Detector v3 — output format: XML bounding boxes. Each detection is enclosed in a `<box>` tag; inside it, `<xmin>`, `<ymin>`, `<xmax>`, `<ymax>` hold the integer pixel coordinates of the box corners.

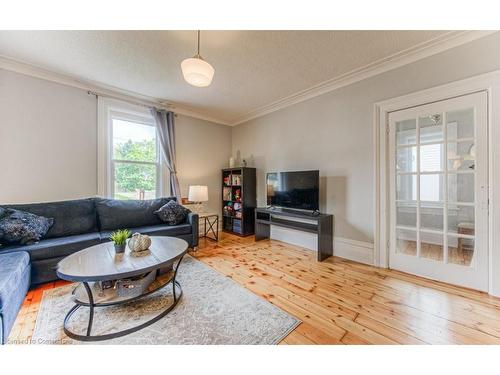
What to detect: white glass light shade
<box><xmin>188</xmin><ymin>185</ymin><xmax>209</xmax><ymax>202</ymax></box>
<box><xmin>181</xmin><ymin>57</ymin><xmax>215</xmax><ymax>87</ymax></box>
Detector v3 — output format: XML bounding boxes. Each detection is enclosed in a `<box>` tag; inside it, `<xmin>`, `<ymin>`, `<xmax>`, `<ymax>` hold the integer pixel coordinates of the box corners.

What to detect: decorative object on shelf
<box><xmin>116</xmin><ymin>271</ymin><xmax>157</xmax><ymax>298</ymax></box>
<box><xmin>223</xmin><ymin>187</ymin><xmax>232</xmax><ymax>201</ymax></box>
<box><xmin>233</xmin><ymin>202</ymin><xmax>242</xmax><ymax>218</ymax></box>
<box><xmin>231</xmin><ymin>174</ymin><xmax>242</xmax><ymax>186</ymax></box>
<box><xmin>223</xmin><ymin>202</ymin><xmax>234</xmax><ymax>216</ymax></box>
<box><xmin>229</xmin><ymin>156</ymin><xmax>235</xmax><ymax>168</ymax></box>
<box><xmin>242</xmin><ymin>159</ymin><xmax>247</xmax><ymax>167</ymax></box>
<box><xmin>223</xmin><ymin>176</ymin><xmax>231</xmax><ymax>186</ymax></box>
<box><xmin>109</xmin><ymin>229</ymin><xmax>131</xmax><ymax>254</ymax></box>
<box><xmin>97</xmin><ymin>280</ymin><xmax>116</xmax><ymax>297</ymax></box>
<box><xmin>128</xmin><ymin>233</ymin><xmax>152</xmax><ymax>257</ymax></box>
<box><xmin>188</xmin><ymin>185</ymin><xmax>209</xmax><ymax>212</ymax></box>
<box><xmin>233</xmin><ymin>188</ymin><xmax>241</xmax><ymax>202</ymax></box>
<box><xmin>181</xmin><ymin>30</ymin><xmax>215</xmax><ymax>87</ymax></box>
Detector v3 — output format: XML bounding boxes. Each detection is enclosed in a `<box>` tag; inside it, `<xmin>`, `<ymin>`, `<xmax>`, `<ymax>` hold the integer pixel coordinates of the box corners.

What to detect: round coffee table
<box><xmin>57</xmin><ymin>236</ymin><xmax>188</xmax><ymax>342</ymax></box>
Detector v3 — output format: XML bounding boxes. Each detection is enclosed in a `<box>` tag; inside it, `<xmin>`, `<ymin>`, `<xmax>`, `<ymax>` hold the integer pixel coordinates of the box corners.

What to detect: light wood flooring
<box><xmin>9</xmin><ymin>233</ymin><xmax>500</xmax><ymax>344</ymax></box>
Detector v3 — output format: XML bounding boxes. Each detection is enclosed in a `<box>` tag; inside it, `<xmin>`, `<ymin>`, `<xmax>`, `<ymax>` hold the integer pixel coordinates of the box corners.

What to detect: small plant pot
<box><xmin>114</xmin><ymin>243</ymin><xmax>126</xmax><ymax>254</ymax></box>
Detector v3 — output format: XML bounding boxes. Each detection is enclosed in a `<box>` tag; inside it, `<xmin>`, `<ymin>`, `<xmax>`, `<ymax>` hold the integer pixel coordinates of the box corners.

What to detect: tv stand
<box><xmin>255</xmin><ymin>207</ymin><xmax>333</xmax><ymax>261</ymax></box>
<box><xmin>266</xmin><ymin>206</ymin><xmax>320</xmax><ymax>217</ymax></box>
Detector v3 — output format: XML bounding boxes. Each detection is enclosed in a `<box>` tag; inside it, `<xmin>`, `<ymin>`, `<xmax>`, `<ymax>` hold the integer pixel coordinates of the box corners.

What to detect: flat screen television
<box><xmin>266</xmin><ymin>170</ymin><xmax>319</xmax><ymax>211</ymax></box>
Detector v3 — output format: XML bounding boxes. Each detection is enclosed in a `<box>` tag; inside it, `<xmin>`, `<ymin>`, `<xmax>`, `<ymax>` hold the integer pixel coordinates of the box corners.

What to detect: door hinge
<box><xmin>387</xmin><ymin>240</ymin><xmax>390</xmax><ymax>249</ymax></box>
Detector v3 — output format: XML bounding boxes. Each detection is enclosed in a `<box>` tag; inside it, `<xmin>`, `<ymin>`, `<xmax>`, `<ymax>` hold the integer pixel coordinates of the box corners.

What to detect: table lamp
<box><xmin>188</xmin><ymin>185</ymin><xmax>209</xmax><ymax>213</ymax></box>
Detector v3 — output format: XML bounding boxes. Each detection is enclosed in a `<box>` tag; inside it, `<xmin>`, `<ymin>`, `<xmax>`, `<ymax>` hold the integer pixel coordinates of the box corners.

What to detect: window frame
<box><xmin>97</xmin><ymin>97</ymin><xmax>167</xmax><ymax>199</ymax></box>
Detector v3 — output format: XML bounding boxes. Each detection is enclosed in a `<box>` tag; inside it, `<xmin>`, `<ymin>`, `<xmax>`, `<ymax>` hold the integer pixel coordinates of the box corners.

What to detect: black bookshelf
<box><xmin>222</xmin><ymin>167</ymin><xmax>256</xmax><ymax>236</ymax></box>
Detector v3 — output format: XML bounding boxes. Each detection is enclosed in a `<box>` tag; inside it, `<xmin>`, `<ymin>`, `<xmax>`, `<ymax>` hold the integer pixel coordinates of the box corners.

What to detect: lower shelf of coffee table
<box><xmin>72</xmin><ymin>270</ymin><xmax>175</xmax><ymax>306</ymax></box>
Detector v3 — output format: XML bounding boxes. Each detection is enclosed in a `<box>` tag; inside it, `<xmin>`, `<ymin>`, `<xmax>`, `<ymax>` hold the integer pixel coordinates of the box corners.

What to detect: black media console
<box><xmin>254</xmin><ymin>207</ymin><xmax>333</xmax><ymax>261</ymax></box>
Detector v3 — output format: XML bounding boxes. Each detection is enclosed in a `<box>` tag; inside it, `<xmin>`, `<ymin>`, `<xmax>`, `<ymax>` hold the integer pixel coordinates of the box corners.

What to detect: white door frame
<box><xmin>373</xmin><ymin>70</ymin><xmax>500</xmax><ymax>296</ymax></box>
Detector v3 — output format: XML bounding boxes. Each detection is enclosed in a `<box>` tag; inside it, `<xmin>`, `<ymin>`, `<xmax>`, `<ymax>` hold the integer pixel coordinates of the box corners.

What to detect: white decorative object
<box><xmin>181</xmin><ymin>31</ymin><xmax>215</xmax><ymax>87</ymax></box>
<box><xmin>128</xmin><ymin>233</ymin><xmax>152</xmax><ymax>253</ymax></box>
<box><xmin>229</xmin><ymin>157</ymin><xmax>235</xmax><ymax>168</ymax></box>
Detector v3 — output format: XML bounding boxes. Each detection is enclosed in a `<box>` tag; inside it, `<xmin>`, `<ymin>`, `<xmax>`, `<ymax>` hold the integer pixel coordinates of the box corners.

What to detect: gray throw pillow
<box><xmin>154</xmin><ymin>200</ymin><xmax>191</xmax><ymax>226</ymax></box>
<box><xmin>0</xmin><ymin>208</ymin><xmax>54</xmax><ymax>245</ymax></box>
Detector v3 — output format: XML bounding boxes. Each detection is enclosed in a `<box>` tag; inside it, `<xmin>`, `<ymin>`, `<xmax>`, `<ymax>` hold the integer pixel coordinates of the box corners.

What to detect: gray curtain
<box><xmin>150</xmin><ymin>108</ymin><xmax>181</xmax><ymax>199</ymax></box>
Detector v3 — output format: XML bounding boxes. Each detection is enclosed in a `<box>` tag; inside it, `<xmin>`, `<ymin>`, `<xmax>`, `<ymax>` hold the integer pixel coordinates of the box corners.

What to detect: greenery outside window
<box><xmin>110</xmin><ymin>112</ymin><xmax>161</xmax><ymax>200</ymax></box>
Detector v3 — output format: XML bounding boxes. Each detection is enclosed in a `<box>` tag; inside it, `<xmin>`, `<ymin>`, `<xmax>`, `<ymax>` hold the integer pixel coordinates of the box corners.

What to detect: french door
<box><xmin>388</xmin><ymin>91</ymin><xmax>488</xmax><ymax>291</ymax></box>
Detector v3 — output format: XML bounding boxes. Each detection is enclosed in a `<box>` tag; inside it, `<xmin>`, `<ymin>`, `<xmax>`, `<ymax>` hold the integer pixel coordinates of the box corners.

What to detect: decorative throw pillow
<box><xmin>154</xmin><ymin>200</ymin><xmax>191</xmax><ymax>226</ymax></box>
<box><xmin>0</xmin><ymin>208</ymin><xmax>54</xmax><ymax>245</ymax></box>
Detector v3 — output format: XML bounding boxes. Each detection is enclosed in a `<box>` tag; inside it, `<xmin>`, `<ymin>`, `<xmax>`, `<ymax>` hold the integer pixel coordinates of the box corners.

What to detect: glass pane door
<box><xmin>389</xmin><ymin>91</ymin><xmax>488</xmax><ymax>291</ymax></box>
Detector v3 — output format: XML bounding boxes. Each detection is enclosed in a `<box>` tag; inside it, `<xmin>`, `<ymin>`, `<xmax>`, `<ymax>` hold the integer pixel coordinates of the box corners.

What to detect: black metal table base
<box><xmin>203</xmin><ymin>215</ymin><xmax>219</xmax><ymax>241</ymax></box>
<box><xmin>63</xmin><ymin>257</ymin><xmax>184</xmax><ymax>342</ymax></box>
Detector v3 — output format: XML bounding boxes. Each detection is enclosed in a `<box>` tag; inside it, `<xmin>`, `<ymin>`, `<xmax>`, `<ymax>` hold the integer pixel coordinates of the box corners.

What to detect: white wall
<box><xmin>176</xmin><ymin>114</ymin><xmax>232</xmax><ymax>216</ymax></box>
<box><xmin>231</xmin><ymin>32</ymin><xmax>500</xmax><ymax>250</ymax></box>
<box><xmin>0</xmin><ymin>69</ymin><xmax>97</xmax><ymax>203</ymax></box>
<box><xmin>0</xmin><ymin>69</ymin><xmax>232</xmax><ymax>208</ymax></box>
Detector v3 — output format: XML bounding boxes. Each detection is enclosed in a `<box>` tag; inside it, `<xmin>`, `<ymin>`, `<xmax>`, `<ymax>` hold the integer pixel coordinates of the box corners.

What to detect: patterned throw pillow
<box><xmin>0</xmin><ymin>208</ymin><xmax>54</xmax><ymax>245</ymax></box>
<box><xmin>154</xmin><ymin>200</ymin><xmax>191</xmax><ymax>226</ymax></box>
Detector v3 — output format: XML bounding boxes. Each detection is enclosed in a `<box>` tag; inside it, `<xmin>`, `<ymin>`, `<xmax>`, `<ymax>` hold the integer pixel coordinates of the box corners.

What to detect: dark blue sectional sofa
<box><xmin>0</xmin><ymin>196</ymin><xmax>198</xmax><ymax>344</ymax></box>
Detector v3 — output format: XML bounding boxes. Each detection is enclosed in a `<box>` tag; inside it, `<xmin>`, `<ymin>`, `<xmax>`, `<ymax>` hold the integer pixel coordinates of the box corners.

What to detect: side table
<box><xmin>198</xmin><ymin>213</ymin><xmax>219</xmax><ymax>241</ymax></box>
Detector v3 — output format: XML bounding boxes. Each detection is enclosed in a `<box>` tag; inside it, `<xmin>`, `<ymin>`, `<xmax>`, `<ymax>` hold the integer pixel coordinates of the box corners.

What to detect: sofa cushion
<box><xmin>154</xmin><ymin>200</ymin><xmax>191</xmax><ymax>225</ymax></box>
<box><xmin>2</xmin><ymin>198</ymin><xmax>97</xmax><ymax>239</ymax></box>
<box><xmin>0</xmin><ymin>208</ymin><xmax>54</xmax><ymax>245</ymax></box>
<box><xmin>95</xmin><ymin>197</ymin><xmax>176</xmax><ymax>231</ymax></box>
<box><xmin>0</xmin><ymin>232</ymin><xmax>101</xmax><ymax>261</ymax></box>
<box><xmin>100</xmin><ymin>223</ymin><xmax>192</xmax><ymax>242</ymax></box>
<box><xmin>0</xmin><ymin>252</ymin><xmax>30</xmax><ymax>311</ymax></box>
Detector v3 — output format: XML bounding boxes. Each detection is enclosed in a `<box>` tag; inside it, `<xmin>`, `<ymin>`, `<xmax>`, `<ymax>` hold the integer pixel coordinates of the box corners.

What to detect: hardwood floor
<box><xmin>9</xmin><ymin>233</ymin><xmax>500</xmax><ymax>344</ymax></box>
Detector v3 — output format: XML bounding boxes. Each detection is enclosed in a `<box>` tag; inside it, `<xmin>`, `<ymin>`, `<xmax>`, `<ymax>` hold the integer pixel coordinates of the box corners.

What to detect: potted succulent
<box><xmin>109</xmin><ymin>229</ymin><xmax>131</xmax><ymax>254</ymax></box>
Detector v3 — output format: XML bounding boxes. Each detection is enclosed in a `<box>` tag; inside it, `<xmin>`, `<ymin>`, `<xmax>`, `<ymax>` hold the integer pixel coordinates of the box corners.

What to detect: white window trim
<box><xmin>373</xmin><ymin>70</ymin><xmax>500</xmax><ymax>296</ymax></box>
<box><xmin>97</xmin><ymin>97</ymin><xmax>169</xmax><ymax>199</ymax></box>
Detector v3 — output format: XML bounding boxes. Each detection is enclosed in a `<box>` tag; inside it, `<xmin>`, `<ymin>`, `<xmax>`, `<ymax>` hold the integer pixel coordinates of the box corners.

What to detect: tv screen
<box><xmin>266</xmin><ymin>170</ymin><xmax>319</xmax><ymax>211</ymax></box>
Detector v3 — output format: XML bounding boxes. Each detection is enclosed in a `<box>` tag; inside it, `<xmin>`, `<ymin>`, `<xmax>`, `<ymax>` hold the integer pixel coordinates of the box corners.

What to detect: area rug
<box><xmin>31</xmin><ymin>255</ymin><xmax>300</xmax><ymax>344</ymax></box>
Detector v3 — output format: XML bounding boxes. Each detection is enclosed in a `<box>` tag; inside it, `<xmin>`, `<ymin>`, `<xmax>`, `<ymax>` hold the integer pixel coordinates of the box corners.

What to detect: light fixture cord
<box><xmin>197</xmin><ymin>30</ymin><xmax>201</xmax><ymax>57</ymax></box>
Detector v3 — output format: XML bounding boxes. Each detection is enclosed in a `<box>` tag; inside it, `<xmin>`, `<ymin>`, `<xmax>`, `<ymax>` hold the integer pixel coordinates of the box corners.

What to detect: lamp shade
<box><xmin>181</xmin><ymin>57</ymin><xmax>215</xmax><ymax>87</ymax></box>
<box><xmin>188</xmin><ymin>185</ymin><xmax>209</xmax><ymax>202</ymax></box>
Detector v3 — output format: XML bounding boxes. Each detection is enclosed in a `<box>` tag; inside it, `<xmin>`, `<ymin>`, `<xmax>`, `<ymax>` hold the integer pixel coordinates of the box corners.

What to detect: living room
<box><xmin>2</xmin><ymin>1</ymin><xmax>500</xmax><ymax>373</ymax></box>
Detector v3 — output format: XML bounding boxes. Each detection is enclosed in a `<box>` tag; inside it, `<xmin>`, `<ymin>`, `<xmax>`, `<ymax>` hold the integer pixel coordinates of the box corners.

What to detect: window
<box><xmin>396</xmin><ymin>120</ymin><xmax>444</xmax><ymax>204</ymax></box>
<box><xmin>98</xmin><ymin>98</ymin><xmax>163</xmax><ymax>200</ymax></box>
<box><xmin>111</xmin><ymin>115</ymin><xmax>161</xmax><ymax>200</ymax></box>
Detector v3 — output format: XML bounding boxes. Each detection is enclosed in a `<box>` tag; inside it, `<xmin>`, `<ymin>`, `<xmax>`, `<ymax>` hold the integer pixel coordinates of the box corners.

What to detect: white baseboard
<box><xmin>333</xmin><ymin>237</ymin><xmax>374</xmax><ymax>265</ymax></box>
<box><xmin>266</xmin><ymin>224</ymin><xmax>375</xmax><ymax>265</ymax></box>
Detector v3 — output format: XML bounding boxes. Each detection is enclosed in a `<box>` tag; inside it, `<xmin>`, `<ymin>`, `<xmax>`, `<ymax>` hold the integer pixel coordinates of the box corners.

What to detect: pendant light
<box><xmin>181</xmin><ymin>30</ymin><xmax>215</xmax><ymax>87</ymax></box>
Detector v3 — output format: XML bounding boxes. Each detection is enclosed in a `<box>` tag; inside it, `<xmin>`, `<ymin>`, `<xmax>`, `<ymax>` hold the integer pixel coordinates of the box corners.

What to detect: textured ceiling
<box><xmin>0</xmin><ymin>30</ymin><xmax>452</xmax><ymax>124</ymax></box>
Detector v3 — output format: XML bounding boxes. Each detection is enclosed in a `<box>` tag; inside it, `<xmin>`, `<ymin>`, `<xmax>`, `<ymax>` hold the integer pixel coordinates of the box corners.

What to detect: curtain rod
<box><xmin>87</xmin><ymin>90</ymin><xmax>177</xmax><ymax>116</ymax></box>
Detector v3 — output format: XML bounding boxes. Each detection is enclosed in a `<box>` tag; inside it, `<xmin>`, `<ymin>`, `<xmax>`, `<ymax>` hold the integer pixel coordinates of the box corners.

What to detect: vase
<box><xmin>128</xmin><ymin>233</ymin><xmax>152</xmax><ymax>252</ymax></box>
<box><xmin>114</xmin><ymin>243</ymin><xmax>126</xmax><ymax>254</ymax></box>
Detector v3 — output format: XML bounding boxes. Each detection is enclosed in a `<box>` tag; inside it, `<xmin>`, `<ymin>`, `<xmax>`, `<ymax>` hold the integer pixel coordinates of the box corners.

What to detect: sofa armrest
<box><xmin>187</xmin><ymin>212</ymin><xmax>199</xmax><ymax>247</ymax></box>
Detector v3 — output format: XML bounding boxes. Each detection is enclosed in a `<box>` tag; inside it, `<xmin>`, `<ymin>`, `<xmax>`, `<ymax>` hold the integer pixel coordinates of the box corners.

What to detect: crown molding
<box><xmin>229</xmin><ymin>30</ymin><xmax>497</xmax><ymax>126</ymax></box>
<box><xmin>1</xmin><ymin>31</ymin><xmax>495</xmax><ymax>128</ymax></box>
<box><xmin>0</xmin><ymin>55</ymin><xmax>231</xmax><ymax>126</ymax></box>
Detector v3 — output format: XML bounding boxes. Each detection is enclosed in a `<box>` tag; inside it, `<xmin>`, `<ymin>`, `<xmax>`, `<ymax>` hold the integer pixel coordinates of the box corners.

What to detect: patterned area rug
<box><xmin>32</xmin><ymin>255</ymin><xmax>300</xmax><ymax>344</ymax></box>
